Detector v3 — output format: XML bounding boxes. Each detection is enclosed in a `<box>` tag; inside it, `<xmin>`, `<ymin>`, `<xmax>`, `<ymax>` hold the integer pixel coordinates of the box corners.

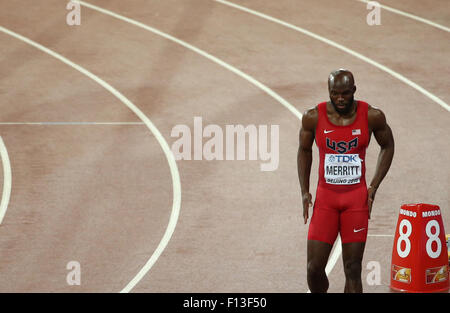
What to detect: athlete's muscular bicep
<box><xmin>368</xmin><ymin>107</ymin><xmax>394</xmax><ymax>191</ymax></box>
<box><xmin>297</xmin><ymin>108</ymin><xmax>317</xmax><ymax>191</ymax></box>
<box><xmin>370</xmin><ymin>108</ymin><xmax>394</xmax><ymax>148</ymax></box>
<box><xmin>299</xmin><ymin>121</ymin><xmax>315</xmax><ymax>151</ymax></box>
<box><xmin>299</xmin><ymin>108</ymin><xmax>317</xmax><ymax>148</ymax></box>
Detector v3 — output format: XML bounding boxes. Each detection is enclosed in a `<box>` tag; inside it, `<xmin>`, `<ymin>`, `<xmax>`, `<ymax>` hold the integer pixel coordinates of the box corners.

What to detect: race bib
<box><xmin>324</xmin><ymin>154</ymin><xmax>362</xmax><ymax>185</ymax></box>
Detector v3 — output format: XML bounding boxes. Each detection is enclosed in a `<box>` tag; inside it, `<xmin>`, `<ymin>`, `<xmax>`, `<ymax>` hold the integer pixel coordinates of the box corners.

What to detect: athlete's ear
<box><xmin>352</xmin><ymin>85</ymin><xmax>357</xmax><ymax>94</ymax></box>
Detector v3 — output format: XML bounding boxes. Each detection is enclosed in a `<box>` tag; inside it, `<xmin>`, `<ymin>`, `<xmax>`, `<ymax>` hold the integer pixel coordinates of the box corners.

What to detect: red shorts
<box><xmin>308</xmin><ymin>183</ymin><xmax>369</xmax><ymax>245</ymax></box>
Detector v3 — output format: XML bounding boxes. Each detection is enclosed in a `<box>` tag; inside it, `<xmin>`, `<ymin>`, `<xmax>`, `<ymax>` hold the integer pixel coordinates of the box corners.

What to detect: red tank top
<box><xmin>315</xmin><ymin>101</ymin><xmax>369</xmax><ymax>189</ymax></box>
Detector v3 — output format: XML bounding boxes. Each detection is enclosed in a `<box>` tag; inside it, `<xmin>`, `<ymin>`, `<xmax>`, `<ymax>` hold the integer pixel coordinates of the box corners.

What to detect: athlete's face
<box><xmin>328</xmin><ymin>74</ymin><xmax>356</xmax><ymax>114</ymax></box>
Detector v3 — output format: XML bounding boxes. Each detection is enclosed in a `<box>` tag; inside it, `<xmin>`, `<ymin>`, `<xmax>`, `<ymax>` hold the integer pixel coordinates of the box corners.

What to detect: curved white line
<box><xmin>75</xmin><ymin>0</ymin><xmax>306</xmax><ymax>292</ymax></box>
<box><xmin>0</xmin><ymin>137</ymin><xmax>12</xmax><ymax>225</ymax></box>
<box><xmin>356</xmin><ymin>0</ymin><xmax>450</xmax><ymax>32</ymax></box>
<box><xmin>325</xmin><ymin>236</ymin><xmax>342</xmax><ymax>277</ymax></box>
<box><xmin>214</xmin><ymin>0</ymin><xmax>450</xmax><ymax>113</ymax></box>
<box><xmin>77</xmin><ymin>0</ymin><xmax>303</xmax><ymax>121</ymax></box>
<box><xmin>0</xmin><ymin>26</ymin><xmax>182</xmax><ymax>292</ymax></box>
<box><xmin>78</xmin><ymin>0</ymin><xmax>447</xmax><ymax>293</ymax></box>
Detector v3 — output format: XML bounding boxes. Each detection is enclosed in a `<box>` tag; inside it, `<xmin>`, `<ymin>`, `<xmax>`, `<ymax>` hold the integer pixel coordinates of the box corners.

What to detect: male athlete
<box><xmin>297</xmin><ymin>69</ymin><xmax>395</xmax><ymax>293</ymax></box>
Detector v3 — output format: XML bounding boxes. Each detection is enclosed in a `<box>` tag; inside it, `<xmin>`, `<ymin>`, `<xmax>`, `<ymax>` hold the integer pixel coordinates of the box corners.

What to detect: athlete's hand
<box><xmin>367</xmin><ymin>186</ymin><xmax>377</xmax><ymax>219</ymax></box>
<box><xmin>302</xmin><ymin>192</ymin><xmax>312</xmax><ymax>224</ymax></box>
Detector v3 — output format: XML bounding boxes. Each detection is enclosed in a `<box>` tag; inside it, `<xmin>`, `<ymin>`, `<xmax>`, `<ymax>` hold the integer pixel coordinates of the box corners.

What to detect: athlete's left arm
<box><xmin>368</xmin><ymin>107</ymin><xmax>395</xmax><ymax>218</ymax></box>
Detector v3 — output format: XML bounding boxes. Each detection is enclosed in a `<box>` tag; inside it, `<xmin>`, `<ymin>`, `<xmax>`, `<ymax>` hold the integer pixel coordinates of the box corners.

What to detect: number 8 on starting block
<box><xmin>391</xmin><ymin>203</ymin><xmax>449</xmax><ymax>292</ymax></box>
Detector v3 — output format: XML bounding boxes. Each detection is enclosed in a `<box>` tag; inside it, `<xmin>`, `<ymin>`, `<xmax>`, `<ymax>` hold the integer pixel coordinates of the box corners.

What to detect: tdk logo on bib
<box><xmin>328</xmin><ymin>155</ymin><xmax>358</xmax><ymax>163</ymax></box>
<box><xmin>325</xmin><ymin>153</ymin><xmax>362</xmax><ymax>185</ymax></box>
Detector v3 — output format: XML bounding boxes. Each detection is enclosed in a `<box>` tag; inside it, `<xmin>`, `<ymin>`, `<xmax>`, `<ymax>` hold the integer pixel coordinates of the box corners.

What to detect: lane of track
<box><xmin>355</xmin><ymin>0</ymin><xmax>450</xmax><ymax>32</ymax></box>
<box><xmin>76</xmin><ymin>0</ymin><xmax>330</xmax><ymax>292</ymax></box>
<box><xmin>214</xmin><ymin>0</ymin><xmax>449</xmax><ymax>113</ymax></box>
<box><xmin>83</xmin><ymin>0</ymin><xmax>446</xmax><ymax>292</ymax></box>
<box><xmin>1</xmin><ymin>0</ymin><xmax>446</xmax><ymax>292</ymax></box>
<box><xmin>0</xmin><ymin>25</ymin><xmax>181</xmax><ymax>293</ymax></box>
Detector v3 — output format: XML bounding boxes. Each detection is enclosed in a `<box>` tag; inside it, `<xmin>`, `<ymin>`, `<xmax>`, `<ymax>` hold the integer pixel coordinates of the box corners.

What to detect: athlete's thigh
<box><xmin>339</xmin><ymin>186</ymin><xmax>369</xmax><ymax>243</ymax></box>
<box><xmin>340</xmin><ymin>209</ymin><xmax>369</xmax><ymax>243</ymax></box>
<box><xmin>308</xmin><ymin>185</ymin><xmax>340</xmax><ymax>245</ymax></box>
<box><xmin>308</xmin><ymin>206</ymin><xmax>340</xmax><ymax>245</ymax></box>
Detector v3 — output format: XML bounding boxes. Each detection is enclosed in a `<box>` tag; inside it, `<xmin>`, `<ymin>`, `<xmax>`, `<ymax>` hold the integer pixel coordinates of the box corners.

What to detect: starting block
<box><xmin>390</xmin><ymin>203</ymin><xmax>449</xmax><ymax>293</ymax></box>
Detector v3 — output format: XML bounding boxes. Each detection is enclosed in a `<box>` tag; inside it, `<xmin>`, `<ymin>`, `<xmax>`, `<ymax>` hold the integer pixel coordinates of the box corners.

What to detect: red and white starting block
<box><xmin>391</xmin><ymin>203</ymin><xmax>449</xmax><ymax>293</ymax></box>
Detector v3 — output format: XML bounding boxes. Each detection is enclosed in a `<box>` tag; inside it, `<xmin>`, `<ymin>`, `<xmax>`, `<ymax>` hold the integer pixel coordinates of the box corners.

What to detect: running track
<box><xmin>0</xmin><ymin>0</ymin><xmax>448</xmax><ymax>293</ymax></box>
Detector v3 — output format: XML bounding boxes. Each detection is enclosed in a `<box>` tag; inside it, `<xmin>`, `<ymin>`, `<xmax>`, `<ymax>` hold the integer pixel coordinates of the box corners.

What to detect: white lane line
<box><xmin>0</xmin><ymin>122</ymin><xmax>145</xmax><ymax>125</ymax></box>
<box><xmin>214</xmin><ymin>0</ymin><xmax>450</xmax><ymax>113</ymax></box>
<box><xmin>356</xmin><ymin>0</ymin><xmax>450</xmax><ymax>32</ymax></box>
<box><xmin>0</xmin><ymin>26</ymin><xmax>182</xmax><ymax>293</ymax></box>
<box><xmin>325</xmin><ymin>235</ymin><xmax>342</xmax><ymax>276</ymax></box>
<box><xmin>76</xmin><ymin>0</ymin><xmax>303</xmax><ymax>121</ymax></box>
<box><xmin>76</xmin><ymin>0</ymin><xmax>305</xmax><ymax>292</ymax></box>
<box><xmin>0</xmin><ymin>137</ymin><xmax>12</xmax><ymax>225</ymax></box>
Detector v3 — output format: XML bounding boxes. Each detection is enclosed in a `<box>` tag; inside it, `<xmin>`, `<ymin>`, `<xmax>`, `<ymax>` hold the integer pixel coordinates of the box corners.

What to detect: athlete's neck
<box><xmin>329</xmin><ymin>100</ymin><xmax>357</xmax><ymax>118</ymax></box>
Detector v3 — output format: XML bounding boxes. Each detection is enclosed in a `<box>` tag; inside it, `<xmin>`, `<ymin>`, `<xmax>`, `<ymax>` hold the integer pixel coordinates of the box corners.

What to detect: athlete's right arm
<box><xmin>297</xmin><ymin>108</ymin><xmax>317</xmax><ymax>224</ymax></box>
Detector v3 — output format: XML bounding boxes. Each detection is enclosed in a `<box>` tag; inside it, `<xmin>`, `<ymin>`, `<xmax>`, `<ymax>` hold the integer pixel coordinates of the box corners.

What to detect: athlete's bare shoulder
<box><xmin>367</xmin><ymin>104</ymin><xmax>387</xmax><ymax>131</ymax></box>
<box><xmin>301</xmin><ymin>106</ymin><xmax>319</xmax><ymax>131</ymax></box>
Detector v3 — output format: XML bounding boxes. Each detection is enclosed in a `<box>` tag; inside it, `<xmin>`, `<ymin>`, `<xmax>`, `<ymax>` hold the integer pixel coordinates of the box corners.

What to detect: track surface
<box><xmin>0</xmin><ymin>0</ymin><xmax>448</xmax><ymax>293</ymax></box>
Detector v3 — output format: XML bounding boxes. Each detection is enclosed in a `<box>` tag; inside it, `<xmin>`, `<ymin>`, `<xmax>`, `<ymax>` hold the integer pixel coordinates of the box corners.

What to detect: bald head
<box><xmin>328</xmin><ymin>69</ymin><xmax>355</xmax><ymax>90</ymax></box>
<box><xmin>328</xmin><ymin>69</ymin><xmax>356</xmax><ymax>114</ymax></box>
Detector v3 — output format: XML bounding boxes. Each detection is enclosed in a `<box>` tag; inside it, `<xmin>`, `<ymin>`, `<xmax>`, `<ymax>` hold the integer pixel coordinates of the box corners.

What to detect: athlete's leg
<box><xmin>306</xmin><ymin>185</ymin><xmax>339</xmax><ymax>292</ymax></box>
<box><xmin>307</xmin><ymin>240</ymin><xmax>333</xmax><ymax>293</ymax></box>
<box><xmin>342</xmin><ymin>241</ymin><xmax>366</xmax><ymax>293</ymax></box>
<box><xmin>339</xmin><ymin>185</ymin><xmax>369</xmax><ymax>293</ymax></box>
